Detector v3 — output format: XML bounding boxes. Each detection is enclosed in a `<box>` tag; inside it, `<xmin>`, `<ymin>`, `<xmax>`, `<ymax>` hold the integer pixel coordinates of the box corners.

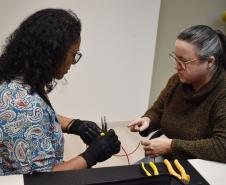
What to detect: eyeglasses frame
<box><xmin>169</xmin><ymin>52</ymin><xmax>199</xmax><ymax>69</ymax></box>
<box><xmin>72</xmin><ymin>51</ymin><xmax>82</xmax><ymax>65</ymax></box>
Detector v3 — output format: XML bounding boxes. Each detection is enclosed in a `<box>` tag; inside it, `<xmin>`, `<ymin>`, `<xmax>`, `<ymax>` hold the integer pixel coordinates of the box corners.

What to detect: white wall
<box><xmin>0</xmin><ymin>0</ymin><xmax>161</xmax><ymax>123</ymax></box>
<box><xmin>149</xmin><ymin>0</ymin><xmax>226</xmax><ymax>106</ymax></box>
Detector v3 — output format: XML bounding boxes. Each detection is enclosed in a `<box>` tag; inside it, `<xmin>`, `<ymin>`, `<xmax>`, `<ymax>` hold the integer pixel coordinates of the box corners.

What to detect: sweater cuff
<box><xmin>171</xmin><ymin>139</ymin><xmax>179</xmax><ymax>151</ymax></box>
<box><xmin>142</xmin><ymin>114</ymin><xmax>159</xmax><ymax>129</ymax></box>
<box><xmin>171</xmin><ymin>139</ymin><xmax>188</xmax><ymax>153</ymax></box>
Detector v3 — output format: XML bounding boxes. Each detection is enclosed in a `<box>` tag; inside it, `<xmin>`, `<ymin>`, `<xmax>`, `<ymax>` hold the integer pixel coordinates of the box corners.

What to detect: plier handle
<box><xmin>140</xmin><ymin>162</ymin><xmax>159</xmax><ymax>176</ymax></box>
<box><xmin>164</xmin><ymin>159</ymin><xmax>190</xmax><ymax>184</ymax></box>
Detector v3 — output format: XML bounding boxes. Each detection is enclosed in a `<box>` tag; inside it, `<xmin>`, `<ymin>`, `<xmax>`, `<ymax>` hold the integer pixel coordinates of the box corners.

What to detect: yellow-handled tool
<box><xmin>141</xmin><ymin>161</ymin><xmax>160</xmax><ymax>177</ymax></box>
<box><xmin>149</xmin><ymin>162</ymin><xmax>159</xmax><ymax>175</ymax></box>
<box><xmin>164</xmin><ymin>159</ymin><xmax>190</xmax><ymax>184</ymax></box>
<box><xmin>141</xmin><ymin>162</ymin><xmax>152</xmax><ymax>176</ymax></box>
<box><xmin>164</xmin><ymin>159</ymin><xmax>182</xmax><ymax>180</ymax></box>
<box><xmin>174</xmin><ymin>159</ymin><xmax>190</xmax><ymax>183</ymax></box>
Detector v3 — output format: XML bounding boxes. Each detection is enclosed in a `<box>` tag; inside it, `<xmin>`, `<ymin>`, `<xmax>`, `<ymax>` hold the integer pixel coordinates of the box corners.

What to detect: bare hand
<box><xmin>127</xmin><ymin>117</ymin><xmax>150</xmax><ymax>132</ymax></box>
<box><xmin>141</xmin><ymin>137</ymin><xmax>172</xmax><ymax>157</ymax></box>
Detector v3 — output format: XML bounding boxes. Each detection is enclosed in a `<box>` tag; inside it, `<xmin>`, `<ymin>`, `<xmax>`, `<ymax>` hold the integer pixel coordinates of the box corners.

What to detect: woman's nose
<box><xmin>175</xmin><ymin>61</ymin><xmax>185</xmax><ymax>71</ymax></box>
<box><xmin>175</xmin><ymin>62</ymin><xmax>181</xmax><ymax>70</ymax></box>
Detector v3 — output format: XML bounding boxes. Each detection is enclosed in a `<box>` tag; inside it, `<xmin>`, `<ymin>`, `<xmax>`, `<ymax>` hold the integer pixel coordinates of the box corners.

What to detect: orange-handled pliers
<box><xmin>164</xmin><ymin>159</ymin><xmax>190</xmax><ymax>184</ymax></box>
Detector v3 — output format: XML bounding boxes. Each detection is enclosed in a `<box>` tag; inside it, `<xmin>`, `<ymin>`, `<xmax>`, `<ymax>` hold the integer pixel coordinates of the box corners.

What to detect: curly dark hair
<box><xmin>0</xmin><ymin>8</ymin><xmax>81</xmax><ymax>94</ymax></box>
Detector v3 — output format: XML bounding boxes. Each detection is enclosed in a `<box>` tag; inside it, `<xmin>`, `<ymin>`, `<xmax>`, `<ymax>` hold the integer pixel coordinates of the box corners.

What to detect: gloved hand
<box><xmin>79</xmin><ymin>129</ymin><xmax>121</xmax><ymax>168</ymax></box>
<box><xmin>67</xmin><ymin>119</ymin><xmax>102</xmax><ymax>145</ymax></box>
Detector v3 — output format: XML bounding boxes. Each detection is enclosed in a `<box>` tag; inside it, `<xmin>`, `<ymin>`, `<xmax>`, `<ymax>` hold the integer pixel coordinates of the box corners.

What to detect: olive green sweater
<box><xmin>142</xmin><ymin>69</ymin><xmax>226</xmax><ymax>163</ymax></box>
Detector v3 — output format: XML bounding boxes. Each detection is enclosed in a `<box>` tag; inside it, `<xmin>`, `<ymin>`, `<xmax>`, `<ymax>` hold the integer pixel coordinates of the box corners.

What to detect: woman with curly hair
<box><xmin>0</xmin><ymin>8</ymin><xmax>121</xmax><ymax>175</ymax></box>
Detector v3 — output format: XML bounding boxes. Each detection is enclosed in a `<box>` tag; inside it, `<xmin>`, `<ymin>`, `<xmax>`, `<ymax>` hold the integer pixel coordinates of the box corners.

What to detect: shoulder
<box><xmin>0</xmin><ymin>79</ymin><xmax>31</xmax><ymax>99</ymax></box>
<box><xmin>0</xmin><ymin>80</ymin><xmax>50</xmax><ymax>115</ymax></box>
<box><xmin>210</xmin><ymin>70</ymin><xmax>226</xmax><ymax>110</ymax></box>
<box><xmin>216</xmin><ymin>70</ymin><xmax>226</xmax><ymax>94</ymax></box>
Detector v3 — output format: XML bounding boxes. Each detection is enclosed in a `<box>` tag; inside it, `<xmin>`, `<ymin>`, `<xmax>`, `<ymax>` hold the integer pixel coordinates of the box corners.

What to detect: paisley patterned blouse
<box><xmin>0</xmin><ymin>80</ymin><xmax>64</xmax><ymax>175</ymax></box>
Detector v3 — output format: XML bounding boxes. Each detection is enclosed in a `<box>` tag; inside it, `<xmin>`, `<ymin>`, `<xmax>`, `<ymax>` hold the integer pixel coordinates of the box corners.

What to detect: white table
<box><xmin>0</xmin><ymin>159</ymin><xmax>225</xmax><ymax>185</ymax></box>
<box><xmin>189</xmin><ymin>159</ymin><xmax>226</xmax><ymax>185</ymax></box>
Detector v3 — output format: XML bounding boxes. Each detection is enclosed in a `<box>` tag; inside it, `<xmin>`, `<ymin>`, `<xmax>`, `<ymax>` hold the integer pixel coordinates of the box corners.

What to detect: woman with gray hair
<box><xmin>128</xmin><ymin>25</ymin><xmax>226</xmax><ymax>163</ymax></box>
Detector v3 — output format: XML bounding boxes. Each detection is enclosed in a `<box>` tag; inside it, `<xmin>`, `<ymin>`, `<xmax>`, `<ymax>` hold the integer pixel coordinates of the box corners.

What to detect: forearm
<box><xmin>142</xmin><ymin>94</ymin><xmax>166</xmax><ymax>132</ymax></box>
<box><xmin>52</xmin><ymin>156</ymin><xmax>87</xmax><ymax>172</ymax></box>
<box><xmin>171</xmin><ymin>136</ymin><xmax>226</xmax><ymax>163</ymax></box>
<box><xmin>57</xmin><ymin>114</ymin><xmax>73</xmax><ymax>132</ymax></box>
<box><xmin>143</xmin><ymin>74</ymin><xmax>178</xmax><ymax>130</ymax></box>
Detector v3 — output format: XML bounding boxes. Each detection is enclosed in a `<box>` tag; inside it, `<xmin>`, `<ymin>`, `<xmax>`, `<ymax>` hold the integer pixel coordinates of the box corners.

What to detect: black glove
<box><xmin>67</xmin><ymin>119</ymin><xmax>102</xmax><ymax>145</ymax></box>
<box><xmin>79</xmin><ymin>129</ymin><xmax>121</xmax><ymax>168</ymax></box>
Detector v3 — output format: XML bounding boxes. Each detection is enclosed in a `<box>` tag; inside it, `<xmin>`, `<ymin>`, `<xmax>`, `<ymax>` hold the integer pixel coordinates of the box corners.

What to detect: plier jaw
<box><xmin>100</xmin><ymin>116</ymin><xmax>108</xmax><ymax>136</ymax></box>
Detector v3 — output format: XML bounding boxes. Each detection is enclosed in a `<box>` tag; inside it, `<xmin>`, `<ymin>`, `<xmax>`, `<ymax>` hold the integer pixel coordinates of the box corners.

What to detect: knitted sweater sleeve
<box><xmin>172</xmin><ymin>94</ymin><xmax>226</xmax><ymax>163</ymax></box>
<box><xmin>139</xmin><ymin>74</ymin><xmax>179</xmax><ymax>136</ymax></box>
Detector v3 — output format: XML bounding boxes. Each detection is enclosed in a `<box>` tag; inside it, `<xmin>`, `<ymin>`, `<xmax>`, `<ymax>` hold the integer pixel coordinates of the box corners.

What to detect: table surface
<box><xmin>0</xmin><ymin>159</ymin><xmax>225</xmax><ymax>185</ymax></box>
<box><xmin>189</xmin><ymin>159</ymin><xmax>226</xmax><ymax>185</ymax></box>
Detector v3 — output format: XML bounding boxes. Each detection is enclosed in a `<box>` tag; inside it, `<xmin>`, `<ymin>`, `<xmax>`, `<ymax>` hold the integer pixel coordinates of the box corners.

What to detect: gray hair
<box><xmin>177</xmin><ymin>25</ymin><xmax>226</xmax><ymax>70</ymax></box>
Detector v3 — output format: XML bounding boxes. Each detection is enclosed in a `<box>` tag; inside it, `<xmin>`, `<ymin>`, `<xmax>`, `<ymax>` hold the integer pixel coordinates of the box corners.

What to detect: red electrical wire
<box><xmin>120</xmin><ymin>145</ymin><xmax>130</xmax><ymax>165</ymax></box>
<box><xmin>114</xmin><ymin>142</ymin><xmax>157</xmax><ymax>165</ymax></box>
<box><xmin>114</xmin><ymin>142</ymin><xmax>141</xmax><ymax>157</ymax></box>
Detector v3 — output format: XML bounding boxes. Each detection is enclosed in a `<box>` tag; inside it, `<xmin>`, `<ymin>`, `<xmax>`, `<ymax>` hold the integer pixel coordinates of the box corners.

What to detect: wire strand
<box><xmin>114</xmin><ymin>142</ymin><xmax>156</xmax><ymax>165</ymax></box>
<box><xmin>114</xmin><ymin>142</ymin><xmax>141</xmax><ymax>157</ymax></box>
<box><xmin>120</xmin><ymin>145</ymin><xmax>130</xmax><ymax>165</ymax></box>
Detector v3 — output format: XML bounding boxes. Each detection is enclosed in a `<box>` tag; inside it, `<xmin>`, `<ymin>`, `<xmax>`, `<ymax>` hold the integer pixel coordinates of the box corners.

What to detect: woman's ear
<box><xmin>207</xmin><ymin>56</ymin><xmax>215</xmax><ymax>69</ymax></box>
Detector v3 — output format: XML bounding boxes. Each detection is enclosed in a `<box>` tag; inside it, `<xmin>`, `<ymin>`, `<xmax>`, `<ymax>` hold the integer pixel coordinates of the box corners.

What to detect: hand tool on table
<box><xmin>164</xmin><ymin>159</ymin><xmax>190</xmax><ymax>184</ymax></box>
<box><xmin>140</xmin><ymin>161</ymin><xmax>159</xmax><ymax>176</ymax></box>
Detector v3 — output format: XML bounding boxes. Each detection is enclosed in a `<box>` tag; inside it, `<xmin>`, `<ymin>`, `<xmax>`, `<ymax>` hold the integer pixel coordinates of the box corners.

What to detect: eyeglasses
<box><xmin>169</xmin><ymin>52</ymin><xmax>198</xmax><ymax>70</ymax></box>
<box><xmin>72</xmin><ymin>51</ymin><xmax>82</xmax><ymax>65</ymax></box>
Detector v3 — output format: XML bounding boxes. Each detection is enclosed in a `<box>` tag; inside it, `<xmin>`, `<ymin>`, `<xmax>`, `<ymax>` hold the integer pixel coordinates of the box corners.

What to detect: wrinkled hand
<box><xmin>127</xmin><ymin>117</ymin><xmax>150</xmax><ymax>132</ymax></box>
<box><xmin>79</xmin><ymin>129</ymin><xmax>121</xmax><ymax>167</ymax></box>
<box><xmin>68</xmin><ymin>119</ymin><xmax>102</xmax><ymax>145</ymax></box>
<box><xmin>141</xmin><ymin>137</ymin><xmax>172</xmax><ymax>157</ymax></box>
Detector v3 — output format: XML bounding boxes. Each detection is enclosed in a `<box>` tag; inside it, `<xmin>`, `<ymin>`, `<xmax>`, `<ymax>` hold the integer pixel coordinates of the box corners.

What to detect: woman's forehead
<box><xmin>175</xmin><ymin>39</ymin><xmax>199</xmax><ymax>58</ymax></box>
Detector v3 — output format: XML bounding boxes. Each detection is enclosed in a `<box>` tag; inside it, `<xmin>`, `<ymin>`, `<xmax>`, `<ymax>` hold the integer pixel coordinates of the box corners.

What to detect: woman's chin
<box><xmin>178</xmin><ymin>75</ymin><xmax>187</xmax><ymax>83</ymax></box>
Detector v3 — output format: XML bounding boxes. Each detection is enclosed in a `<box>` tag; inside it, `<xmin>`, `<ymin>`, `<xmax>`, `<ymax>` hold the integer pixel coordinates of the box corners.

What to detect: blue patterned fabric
<box><xmin>0</xmin><ymin>80</ymin><xmax>64</xmax><ymax>175</ymax></box>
